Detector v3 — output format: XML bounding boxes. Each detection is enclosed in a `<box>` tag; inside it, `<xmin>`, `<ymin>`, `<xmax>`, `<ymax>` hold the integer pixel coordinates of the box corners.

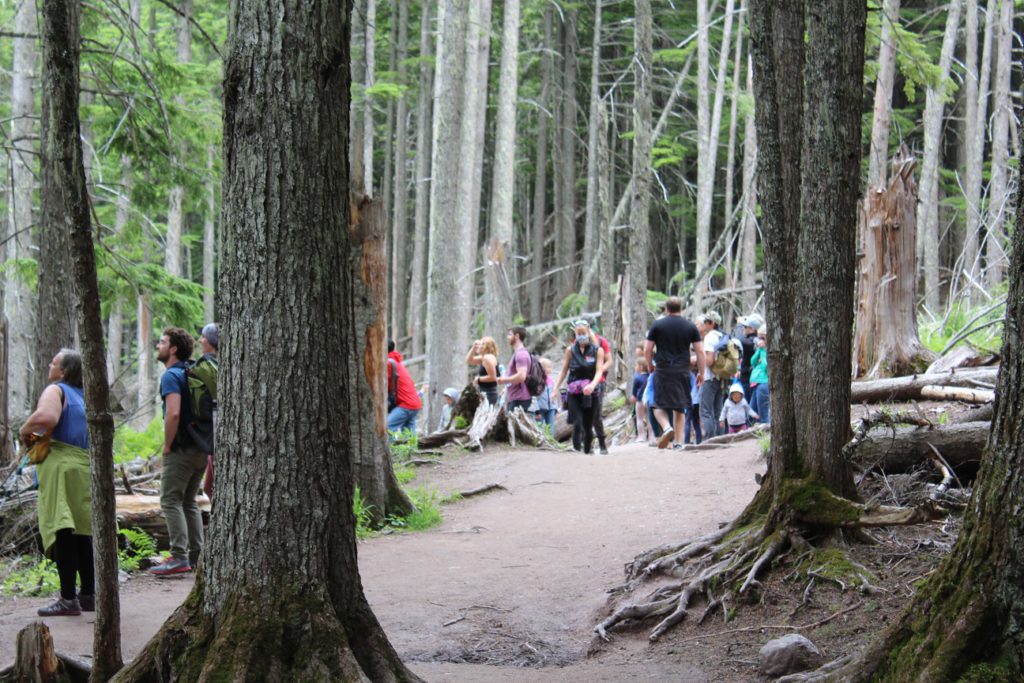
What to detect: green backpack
<box><xmin>184</xmin><ymin>354</ymin><xmax>218</xmax><ymax>453</ymax></box>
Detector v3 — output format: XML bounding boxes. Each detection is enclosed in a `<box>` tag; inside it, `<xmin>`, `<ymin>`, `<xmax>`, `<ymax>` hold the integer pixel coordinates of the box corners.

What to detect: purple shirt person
<box><xmin>498</xmin><ymin>326</ymin><xmax>533</xmax><ymax>412</ymax></box>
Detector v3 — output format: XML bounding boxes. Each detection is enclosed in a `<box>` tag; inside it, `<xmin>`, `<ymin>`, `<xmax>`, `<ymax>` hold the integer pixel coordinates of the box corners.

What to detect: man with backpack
<box><xmin>497</xmin><ymin>326</ymin><xmax>534</xmax><ymax>413</ymax></box>
<box><xmin>150</xmin><ymin>327</ymin><xmax>207</xmax><ymax>576</ymax></box>
<box><xmin>697</xmin><ymin>311</ymin><xmax>728</xmax><ymax>439</ymax></box>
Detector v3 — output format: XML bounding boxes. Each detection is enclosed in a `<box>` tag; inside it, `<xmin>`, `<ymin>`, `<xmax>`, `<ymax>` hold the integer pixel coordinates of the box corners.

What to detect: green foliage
<box><xmin>353</xmin><ymin>486</ymin><xmax>376</xmax><ymax>540</ymax></box>
<box><xmin>389</xmin><ymin>430</ymin><xmax>419</xmax><ymax>462</ymax></box>
<box><xmin>646</xmin><ymin>290</ymin><xmax>669</xmax><ymax>315</ymax></box>
<box><xmin>920</xmin><ymin>295</ymin><xmax>1007</xmax><ymax>355</ymax></box>
<box><xmin>957</xmin><ymin>659</ymin><xmax>1018</xmax><ymax>683</ymax></box>
<box><xmin>453</xmin><ymin>416</ymin><xmax>469</xmax><ymax>430</ymax></box>
<box><xmin>557</xmin><ymin>293</ymin><xmax>587</xmax><ymax>319</ymax></box>
<box><xmin>609</xmin><ymin>394</ymin><xmax>627</xmax><ymax>411</ymax></box>
<box><xmin>394</xmin><ymin>465</ymin><xmax>416</xmax><ymax>485</ymax></box>
<box><xmin>757</xmin><ymin>432</ymin><xmax>771</xmax><ymax>458</ymax></box>
<box><xmin>2</xmin><ymin>557</ymin><xmax>60</xmax><ymax>597</ymax></box>
<box><xmin>392</xmin><ymin>487</ymin><xmax>443</xmax><ymax>531</ymax></box>
<box><xmin>118</xmin><ymin>527</ymin><xmax>159</xmax><ymax>572</ymax></box>
<box><xmin>0</xmin><ymin>257</ymin><xmax>38</xmax><ymax>292</ymax></box>
<box><xmin>653</xmin><ymin>44</ymin><xmax>697</xmax><ymax>66</ymax></box>
<box><xmin>113</xmin><ymin>418</ymin><xmax>164</xmax><ymax>464</ymax></box>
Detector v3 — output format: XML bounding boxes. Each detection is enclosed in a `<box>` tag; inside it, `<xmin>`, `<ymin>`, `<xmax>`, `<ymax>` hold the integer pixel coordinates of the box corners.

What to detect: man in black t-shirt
<box><xmin>644</xmin><ymin>297</ymin><xmax>705</xmax><ymax>449</ymax></box>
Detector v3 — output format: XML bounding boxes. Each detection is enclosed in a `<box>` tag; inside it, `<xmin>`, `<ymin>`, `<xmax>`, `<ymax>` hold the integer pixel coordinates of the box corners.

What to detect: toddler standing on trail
<box><xmin>718</xmin><ymin>383</ymin><xmax>758</xmax><ymax>434</ymax></box>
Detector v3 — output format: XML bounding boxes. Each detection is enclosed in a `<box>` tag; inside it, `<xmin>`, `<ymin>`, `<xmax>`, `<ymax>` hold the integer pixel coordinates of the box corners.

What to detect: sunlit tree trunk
<box><xmin>626</xmin><ymin>0</ymin><xmax>652</xmax><ymax>344</ymax></box>
<box><xmin>555</xmin><ymin>10</ymin><xmax>579</xmax><ymax>300</ymax></box>
<box><xmin>723</xmin><ymin>4</ymin><xmax>745</xmax><ymax>262</ymax></box>
<box><xmin>203</xmin><ymin>145</ymin><xmax>216</xmax><ymax>321</ymax></box>
<box><xmin>867</xmin><ymin>0</ymin><xmax>900</xmax><ymax>189</ymax></box>
<box><xmin>407</xmin><ymin>0</ymin><xmax>433</xmax><ymax>357</ymax></box>
<box><xmin>390</xmin><ymin>0</ymin><xmax>410</xmax><ymax>344</ymax></box>
<box><xmin>580</xmin><ymin>0</ymin><xmax>603</xmax><ymax>307</ymax></box>
<box><xmin>529</xmin><ymin>6</ymin><xmax>552</xmax><ymax>323</ymax></box>
<box><xmin>164</xmin><ymin>0</ymin><xmax>192</xmax><ymax>280</ymax></box>
<box><xmin>739</xmin><ymin>51</ymin><xmax>758</xmax><ymax>313</ymax></box>
<box><xmin>362</xmin><ymin>0</ymin><xmax>376</xmax><ymax>195</ymax></box>
<box><xmin>984</xmin><ymin>0</ymin><xmax>1013</xmax><ymax>288</ymax></box>
<box><xmin>693</xmin><ymin>0</ymin><xmax>712</xmax><ymax>309</ymax></box>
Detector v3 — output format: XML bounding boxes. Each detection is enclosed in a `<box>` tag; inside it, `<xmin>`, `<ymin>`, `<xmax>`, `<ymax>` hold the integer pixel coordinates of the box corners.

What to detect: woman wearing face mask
<box><xmin>552</xmin><ymin>321</ymin><xmax>605</xmax><ymax>454</ymax></box>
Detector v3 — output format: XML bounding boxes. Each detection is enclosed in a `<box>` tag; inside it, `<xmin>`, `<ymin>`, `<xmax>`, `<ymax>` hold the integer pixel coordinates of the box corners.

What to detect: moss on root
<box><xmin>778</xmin><ymin>478</ymin><xmax>860</xmax><ymax>526</ymax></box>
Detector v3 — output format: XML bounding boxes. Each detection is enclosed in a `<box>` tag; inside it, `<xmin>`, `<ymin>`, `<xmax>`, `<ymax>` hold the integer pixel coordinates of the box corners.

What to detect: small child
<box><xmin>533</xmin><ymin>358</ymin><xmax>558</xmax><ymax>430</ymax></box>
<box><xmin>684</xmin><ymin>352</ymin><xmax>702</xmax><ymax>444</ymax></box>
<box><xmin>719</xmin><ymin>383</ymin><xmax>758</xmax><ymax>433</ymax></box>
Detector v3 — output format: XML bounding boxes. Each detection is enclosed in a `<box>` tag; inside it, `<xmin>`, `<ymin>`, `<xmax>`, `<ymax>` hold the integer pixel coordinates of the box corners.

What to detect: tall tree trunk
<box><xmin>627</xmin><ymin>0</ymin><xmax>653</xmax><ymax>344</ymax></box>
<box><xmin>164</xmin><ymin>0</ymin><xmax>192</xmax><ymax>280</ymax></box>
<box><xmin>425</xmin><ymin>0</ymin><xmax>468</xmax><ymax>425</ymax></box>
<box><xmin>203</xmin><ymin>144</ymin><xmax>216</xmax><ymax>321</ymax></box>
<box><xmin>961</xmin><ymin>0</ymin><xmax>996</xmax><ymax>295</ymax></box>
<box><xmin>918</xmin><ymin>0</ymin><xmax>962</xmax><ymax>313</ymax></box>
<box><xmin>529</xmin><ymin>6</ymin><xmax>552</xmax><ymax>324</ymax></box>
<box><xmin>579</xmin><ymin>1</ymin><xmax>603</xmax><ymax>307</ymax></box>
<box><xmin>107</xmin><ymin>159</ymin><xmax>132</xmax><ymax>381</ymax></box>
<box><xmin>115</xmin><ymin>1</ymin><xmax>419</xmax><ymax>679</ymax></box>
<box><xmin>350</xmin><ymin>0</ymin><xmax>366</xmax><ymax>188</ymax></box>
<box><xmin>555</xmin><ymin>10</ymin><xmax>579</xmax><ymax>300</ymax></box>
<box><xmin>363</xmin><ymin>0</ymin><xmax>376</xmax><ymax>196</ymax></box>
<box><xmin>390</xmin><ymin>0</ymin><xmax>410</xmax><ymax>344</ymax></box>
<box><xmin>739</xmin><ymin>51</ymin><xmax>758</xmax><ymax>313</ymax></box>
<box><xmin>597</xmin><ymin>99</ymin><xmax>614</xmax><ymax>338</ymax></box>
<box><xmin>723</xmin><ymin>4</ymin><xmax>745</xmax><ymax>259</ymax></box>
<box><xmin>866</xmin><ymin>0</ymin><xmax>900</xmax><ymax>188</ymax></box>
<box><xmin>693</xmin><ymin>0</ymin><xmax>712</xmax><ymax>309</ymax></box>
<box><xmin>484</xmin><ymin>0</ymin><xmax>520</xmax><ymax>341</ymax></box>
<box><xmin>382</xmin><ymin>2</ymin><xmax>397</xmax><ymax>229</ymax></box>
<box><xmin>133</xmin><ymin>293</ymin><xmax>154</xmax><ymax>430</ymax></box>
<box><xmin>6</xmin><ymin>0</ymin><xmax>38</xmax><ymax>418</ymax></box>
<box><xmin>466</xmin><ymin>0</ymin><xmax>492</xmax><ymax>306</ymax></box>
<box><xmin>847</xmin><ymin>100</ymin><xmax>1024</xmax><ymax>683</ymax></box>
<box><xmin>407</xmin><ymin>0</ymin><xmax>433</xmax><ymax>357</ymax></box>
<box><xmin>39</xmin><ymin>0</ymin><xmax>123</xmax><ymax>677</ymax></box>
<box><xmin>984</xmin><ymin>0</ymin><xmax>1013</xmax><ymax>287</ymax></box>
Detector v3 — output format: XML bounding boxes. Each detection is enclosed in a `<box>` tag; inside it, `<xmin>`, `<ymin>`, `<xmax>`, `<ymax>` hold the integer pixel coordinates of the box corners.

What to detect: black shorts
<box><xmin>653</xmin><ymin>367</ymin><xmax>690</xmax><ymax>414</ymax></box>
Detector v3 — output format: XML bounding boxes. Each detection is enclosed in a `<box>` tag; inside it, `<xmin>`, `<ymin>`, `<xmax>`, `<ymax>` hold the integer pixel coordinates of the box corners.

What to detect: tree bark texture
<box><xmin>853</xmin><ymin>149</ymin><xmax>936</xmax><ymax>378</ymax></box>
<box><xmin>390</xmin><ymin>0</ymin><xmax>410</xmax><ymax>345</ymax></box>
<box><xmin>132</xmin><ymin>294</ymin><xmax>155</xmax><ymax>430</ymax></box>
<box><xmin>163</xmin><ymin>0</ymin><xmax>192</xmax><ymax>281</ymax></box>
<box><xmin>35</xmin><ymin>0</ymin><xmax>78</xmax><ymax>403</ymax></box>
<box><xmin>849</xmin><ymin>100</ymin><xmax>1024</xmax><ymax>683</ymax></box>
<box><xmin>362</xmin><ymin>0</ymin><xmax>376</xmax><ymax>196</ymax></box>
<box><xmin>866</xmin><ymin>0</ymin><xmax>899</xmax><ymax>188</ymax></box>
<box><xmin>6</xmin><ymin>0</ymin><xmax>37</xmax><ymax>419</ymax></box>
<box><xmin>983</xmin><ymin>0</ymin><xmax>1013</xmax><ymax>288</ymax></box>
<box><xmin>739</xmin><ymin>52</ymin><xmax>758</xmax><ymax>313</ymax></box>
<box><xmin>693</xmin><ymin>0</ymin><xmax>712</xmax><ymax>309</ymax></box>
<box><xmin>425</xmin><ymin>0</ymin><xmax>469</xmax><ymax>426</ymax></box>
<box><xmin>528</xmin><ymin>6</ymin><xmax>553</xmax><ymax>323</ymax></box>
<box><xmin>626</xmin><ymin>0</ymin><xmax>653</xmax><ymax>346</ymax></box>
<box><xmin>917</xmin><ymin>0</ymin><xmax>962</xmax><ymax>313</ymax></box>
<box><xmin>848</xmin><ymin>421</ymin><xmax>989</xmax><ymax>474</ymax></box>
<box><xmin>555</xmin><ymin>10</ymin><xmax>579</xmax><ymax>300</ymax></box>
<box><xmin>350</xmin><ymin>195</ymin><xmax>415</xmax><ymax>519</ymax></box>
<box><xmin>114</xmin><ymin>2</ymin><xmax>418</xmax><ymax>680</ymax></box>
<box><xmin>203</xmin><ymin>145</ymin><xmax>217</xmax><ymax>321</ymax></box>
<box><xmin>465</xmin><ymin>0</ymin><xmax>492</xmax><ymax>307</ymax></box>
<box><xmin>39</xmin><ymin>0</ymin><xmax>123</xmax><ymax>677</ymax></box>
<box><xmin>579</xmin><ymin>0</ymin><xmax>603</xmax><ymax>308</ymax></box>
<box><xmin>484</xmin><ymin>0</ymin><xmax>519</xmax><ymax>341</ymax></box>
<box><xmin>407</xmin><ymin>0</ymin><xmax>433</xmax><ymax>357</ymax></box>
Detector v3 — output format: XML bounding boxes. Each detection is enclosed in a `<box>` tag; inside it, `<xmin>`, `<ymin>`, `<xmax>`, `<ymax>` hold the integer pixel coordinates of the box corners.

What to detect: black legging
<box><xmin>53</xmin><ymin>528</ymin><xmax>94</xmax><ymax>600</ymax></box>
<box><xmin>566</xmin><ymin>393</ymin><xmax>597</xmax><ymax>454</ymax></box>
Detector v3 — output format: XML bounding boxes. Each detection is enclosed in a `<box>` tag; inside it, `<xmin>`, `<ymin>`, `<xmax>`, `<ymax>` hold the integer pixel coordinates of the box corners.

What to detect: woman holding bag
<box><xmin>20</xmin><ymin>349</ymin><xmax>94</xmax><ymax>617</ymax></box>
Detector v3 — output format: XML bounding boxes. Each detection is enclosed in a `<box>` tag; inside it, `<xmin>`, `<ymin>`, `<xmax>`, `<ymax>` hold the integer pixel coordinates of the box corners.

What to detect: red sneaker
<box><xmin>149</xmin><ymin>557</ymin><xmax>192</xmax><ymax>577</ymax></box>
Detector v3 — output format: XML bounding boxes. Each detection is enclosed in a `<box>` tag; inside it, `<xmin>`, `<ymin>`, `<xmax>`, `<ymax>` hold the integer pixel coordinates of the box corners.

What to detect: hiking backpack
<box><xmin>524</xmin><ymin>352</ymin><xmax>548</xmax><ymax>397</ymax></box>
<box><xmin>710</xmin><ymin>334</ymin><xmax>743</xmax><ymax>381</ymax></box>
<box><xmin>184</xmin><ymin>354</ymin><xmax>218</xmax><ymax>453</ymax></box>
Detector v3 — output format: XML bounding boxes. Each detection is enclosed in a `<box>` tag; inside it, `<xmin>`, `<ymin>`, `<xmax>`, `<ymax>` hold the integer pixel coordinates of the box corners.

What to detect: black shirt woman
<box><xmin>20</xmin><ymin>349</ymin><xmax>94</xmax><ymax>617</ymax></box>
<box><xmin>553</xmin><ymin>321</ymin><xmax>605</xmax><ymax>454</ymax></box>
<box><xmin>466</xmin><ymin>336</ymin><xmax>500</xmax><ymax>405</ymax></box>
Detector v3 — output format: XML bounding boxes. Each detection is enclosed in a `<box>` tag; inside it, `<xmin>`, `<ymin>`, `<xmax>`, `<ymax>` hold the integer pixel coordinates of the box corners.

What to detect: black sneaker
<box><xmin>38</xmin><ymin>598</ymin><xmax>81</xmax><ymax>617</ymax></box>
<box><xmin>599</xmin><ymin>446</ymin><xmax>609</xmax><ymax>455</ymax></box>
<box><xmin>78</xmin><ymin>594</ymin><xmax>95</xmax><ymax>612</ymax></box>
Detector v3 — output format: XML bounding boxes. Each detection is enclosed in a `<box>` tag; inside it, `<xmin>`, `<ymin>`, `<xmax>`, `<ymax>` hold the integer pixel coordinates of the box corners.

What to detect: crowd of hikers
<box><xmin>385</xmin><ymin>296</ymin><xmax>769</xmax><ymax>454</ymax></box>
<box><xmin>21</xmin><ymin>324</ymin><xmax>219</xmax><ymax>616</ymax></box>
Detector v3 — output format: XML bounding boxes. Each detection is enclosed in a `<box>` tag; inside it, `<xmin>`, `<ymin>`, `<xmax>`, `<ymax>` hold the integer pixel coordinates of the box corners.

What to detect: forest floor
<box><xmin>0</xmin><ymin>435</ymin><xmax>957</xmax><ymax>681</ymax></box>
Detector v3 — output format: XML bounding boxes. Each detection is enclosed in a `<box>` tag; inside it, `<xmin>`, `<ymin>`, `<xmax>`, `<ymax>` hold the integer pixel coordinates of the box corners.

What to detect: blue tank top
<box><xmin>51</xmin><ymin>382</ymin><xmax>88</xmax><ymax>449</ymax></box>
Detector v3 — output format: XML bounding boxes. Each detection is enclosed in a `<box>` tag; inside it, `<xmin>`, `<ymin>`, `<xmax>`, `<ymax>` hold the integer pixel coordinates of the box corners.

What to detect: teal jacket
<box><xmin>750</xmin><ymin>347</ymin><xmax>768</xmax><ymax>385</ymax></box>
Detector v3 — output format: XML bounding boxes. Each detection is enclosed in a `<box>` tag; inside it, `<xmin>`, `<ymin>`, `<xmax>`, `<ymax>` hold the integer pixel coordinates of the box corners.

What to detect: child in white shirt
<box><xmin>719</xmin><ymin>383</ymin><xmax>758</xmax><ymax>433</ymax></box>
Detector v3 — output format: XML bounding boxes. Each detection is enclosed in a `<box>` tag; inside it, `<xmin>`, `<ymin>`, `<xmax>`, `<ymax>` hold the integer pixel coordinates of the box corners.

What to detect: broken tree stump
<box><xmin>0</xmin><ymin>621</ymin><xmax>89</xmax><ymax>683</ymax></box>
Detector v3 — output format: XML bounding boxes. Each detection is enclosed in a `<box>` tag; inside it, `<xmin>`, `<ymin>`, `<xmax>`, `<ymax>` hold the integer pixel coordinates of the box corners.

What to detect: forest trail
<box><xmin>0</xmin><ymin>440</ymin><xmax>762</xmax><ymax>681</ymax></box>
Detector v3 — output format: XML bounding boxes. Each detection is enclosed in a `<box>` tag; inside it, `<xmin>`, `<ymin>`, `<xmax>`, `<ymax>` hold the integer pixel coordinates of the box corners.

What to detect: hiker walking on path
<box><xmin>467</xmin><ymin>337</ymin><xmax>500</xmax><ymax>406</ymax></box>
<box><xmin>496</xmin><ymin>326</ymin><xmax>533</xmax><ymax>413</ymax></box>
<box><xmin>553</xmin><ymin>321</ymin><xmax>606</xmax><ymax>454</ymax></box>
<box><xmin>644</xmin><ymin>297</ymin><xmax>704</xmax><ymax>449</ymax></box>
<box><xmin>697</xmin><ymin>311</ymin><xmax>726</xmax><ymax>439</ymax></box>
<box><xmin>387</xmin><ymin>341</ymin><xmax>423</xmax><ymax>437</ymax></box>
<box><xmin>749</xmin><ymin>326</ymin><xmax>770</xmax><ymax>424</ymax></box>
<box><xmin>198</xmin><ymin>323</ymin><xmax>219</xmax><ymax>500</ymax></box>
<box><xmin>150</xmin><ymin>328</ymin><xmax>206</xmax><ymax>576</ymax></box>
<box><xmin>21</xmin><ymin>350</ymin><xmax>95</xmax><ymax>616</ymax></box>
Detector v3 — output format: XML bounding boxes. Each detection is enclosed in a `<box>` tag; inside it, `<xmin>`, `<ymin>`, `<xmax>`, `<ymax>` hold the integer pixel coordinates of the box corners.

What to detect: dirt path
<box><xmin>1</xmin><ymin>440</ymin><xmax>762</xmax><ymax>680</ymax></box>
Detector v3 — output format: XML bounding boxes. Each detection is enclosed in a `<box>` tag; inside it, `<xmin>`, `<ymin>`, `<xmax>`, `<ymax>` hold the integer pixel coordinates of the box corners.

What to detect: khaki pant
<box><xmin>160</xmin><ymin>447</ymin><xmax>207</xmax><ymax>563</ymax></box>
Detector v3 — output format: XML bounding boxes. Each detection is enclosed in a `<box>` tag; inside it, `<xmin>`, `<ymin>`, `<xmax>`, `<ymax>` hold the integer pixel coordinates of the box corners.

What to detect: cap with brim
<box><xmin>701</xmin><ymin>311</ymin><xmax>722</xmax><ymax>326</ymax></box>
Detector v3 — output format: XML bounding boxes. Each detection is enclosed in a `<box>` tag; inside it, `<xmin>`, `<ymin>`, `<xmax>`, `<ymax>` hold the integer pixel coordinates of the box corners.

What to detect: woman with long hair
<box><xmin>552</xmin><ymin>321</ymin><xmax>605</xmax><ymax>454</ymax></box>
<box><xmin>466</xmin><ymin>336</ymin><xmax>500</xmax><ymax>405</ymax></box>
<box><xmin>20</xmin><ymin>349</ymin><xmax>94</xmax><ymax>616</ymax></box>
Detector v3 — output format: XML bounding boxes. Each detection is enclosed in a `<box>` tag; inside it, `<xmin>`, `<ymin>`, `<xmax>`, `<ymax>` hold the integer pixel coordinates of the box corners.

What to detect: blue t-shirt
<box><xmin>160</xmin><ymin>362</ymin><xmax>193</xmax><ymax>443</ymax></box>
<box><xmin>632</xmin><ymin>372</ymin><xmax>649</xmax><ymax>401</ymax></box>
<box><xmin>52</xmin><ymin>383</ymin><xmax>88</xmax><ymax>449</ymax></box>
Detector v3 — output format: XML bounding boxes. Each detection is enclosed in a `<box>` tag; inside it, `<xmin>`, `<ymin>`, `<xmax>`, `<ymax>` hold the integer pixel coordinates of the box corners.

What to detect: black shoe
<box><xmin>38</xmin><ymin>598</ymin><xmax>81</xmax><ymax>617</ymax></box>
<box><xmin>599</xmin><ymin>446</ymin><xmax>609</xmax><ymax>455</ymax></box>
<box><xmin>78</xmin><ymin>594</ymin><xmax>95</xmax><ymax>612</ymax></box>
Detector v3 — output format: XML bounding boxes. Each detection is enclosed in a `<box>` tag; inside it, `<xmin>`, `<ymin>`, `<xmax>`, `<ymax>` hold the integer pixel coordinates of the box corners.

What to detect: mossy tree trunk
<box><xmin>113</xmin><ymin>2</ymin><xmax>419</xmax><ymax>680</ymax></box>
<box><xmin>842</xmin><ymin>99</ymin><xmax>1024</xmax><ymax>683</ymax></box>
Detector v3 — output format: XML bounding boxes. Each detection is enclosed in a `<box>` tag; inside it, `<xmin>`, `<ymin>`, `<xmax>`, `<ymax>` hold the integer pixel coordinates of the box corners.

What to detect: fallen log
<box><xmin>417</xmin><ymin>429</ymin><xmax>468</xmax><ymax>449</ymax></box>
<box><xmin>848</xmin><ymin>421</ymin><xmax>989</xmax><ymax>473</ymax></box>
<box><xmin>850</xmin><ymin>367</ymin><xmax>998</xmax><ymax>403</ymax></box>
<box><xmin>920</xmin><ymin>385</ymin><xmax>994</xmax><ymax>404</ymax></box>
<box><xmin>458</xmin><ymin>483</ymin><xmax>507</xmax><ymax>498</ymax></box>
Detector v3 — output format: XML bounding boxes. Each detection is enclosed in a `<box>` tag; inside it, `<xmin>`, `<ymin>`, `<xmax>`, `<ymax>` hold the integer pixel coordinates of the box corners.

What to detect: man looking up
<box><xmin>150</xmin><ymin>327</ymin><xmax>207</xmax><ymax>576</ymax></box>
<box><xmin>644</xmin><ymin>297</ymin><xmax>704</xmax><ymax>449</ymax></box>
<box><xmin>497</xmin><ymin>326</ymin><xmax>533</xmax><ymax>413</ymax></box>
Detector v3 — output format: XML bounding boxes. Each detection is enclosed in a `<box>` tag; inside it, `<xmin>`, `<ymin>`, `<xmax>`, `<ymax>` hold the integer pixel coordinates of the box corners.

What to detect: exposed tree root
<box><xmin>595</xmin><ymin>478</ymin><xmax>946</xmax><ymax>642</ymax></box>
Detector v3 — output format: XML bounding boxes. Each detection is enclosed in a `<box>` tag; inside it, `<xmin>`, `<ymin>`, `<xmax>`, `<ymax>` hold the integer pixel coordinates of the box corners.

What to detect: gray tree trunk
<box><xmin>866</xmin><ymin>0</ymin><xmax>900</xmax><ymax>188</ymax></box>
<box><xmin>484</xmin><ymin>0</ymin><xmax>520</xmax><ymax>342</ymax></box>
<box><xmin>693</xmin><ymin>0</ymin><xmax>712</xmax><ymax>309</ymax></box>
<box><xmin>466</xmin><ymin>0</ymin><xmax>492</xmax><ymax>306</ymax></box>
<box><xmin>626</xmin><ymin>0</ymin><xmax>653</xmax><ymax>344</ymax></box>
<box><xmin>425</xmin><ymin>0</ymin><xmax>469</xmax><ymax>425</ymax></box>
<box><xmin>203</xmin><ymin>144</ymin><xmax>216</xmax><ymax>321</ymax></box>
<box><xmin>362</xmin><ymin>0</ymin><xmax>376</xmax><ymax>195</ymax></box>
<box><xmin>555</xmin><ymin>10</ymin><xmax>579</xmax><ymax>300</ymax></box>
<box><xmin>390</xmin><ymin>0</ymin><xmax>411</xmax><ymax>343</ymax></box>
<box><xmin>918</xmin><ymin>0</ymin><xmax>961</xmax><ymax>313</ymax></box>
<box><xmin>961</xmin><ymin>0</ymin><xmax>996</xmax><ymax>294</ymax></box>
<box><xmin>164</xmin><ymin>0</ymin><xmax>192</xmax><ymax>280</ymax></box>
<box><xmin>739</xmin><ymin>53</ymin><xmax>758</xmax><ymax>313</ymax></box>
<box><xmin>984</xmin><ymin>0</ymin><xmax>1013</xmax><ymax>287</ymax></box>
<box><xmin>6</xmin><ymin>0</ymin><xmax>38</xmax><ymax>418</ymax></box>
<box><xmin>579</xmin><ymin>0</ymin><xmax>603</xmax><ymax>308</ymax></box>
<box><xmin>107</xmin><ymin>159</ymin><xmax>132</xmax><ymax>381</ymax></box>
<box><xmin>528</xmin><ymin>6</ymin><xmax>553</xmax><ymax>322</ymax></box>
<box><xmin>722</xmin><ymin>4</ymin><xmax>745</xmax><ymax>263</ymax></box>
<box><xmin>407</xmin><ymin>0</ymin><xmax>433</xmax><ymax>357</ymax></box>
<box><xmin>115</xmin><ymin>1</ymin><xmax>420</xmax><ymax>678</ymax></box>
<box><xmin>39</xmin><ymin>0</ymin><xmax>123</xmax><ymax>677</ymax></box>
